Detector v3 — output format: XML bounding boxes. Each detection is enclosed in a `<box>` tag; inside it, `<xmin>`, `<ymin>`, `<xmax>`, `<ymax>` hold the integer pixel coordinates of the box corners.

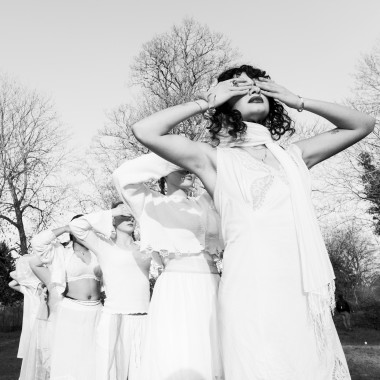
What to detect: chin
<box><xmin>117</xmin><ymin>224</ymin><xmax>135</xmax><ymax>234</ymax></box>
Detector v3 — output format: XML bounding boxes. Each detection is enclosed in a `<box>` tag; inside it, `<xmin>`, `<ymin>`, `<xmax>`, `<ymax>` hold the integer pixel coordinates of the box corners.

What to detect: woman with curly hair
<box><xmin>131</xmin><ymin>64</ymin><xmax>375</xmax><ymax>379</ymax></box>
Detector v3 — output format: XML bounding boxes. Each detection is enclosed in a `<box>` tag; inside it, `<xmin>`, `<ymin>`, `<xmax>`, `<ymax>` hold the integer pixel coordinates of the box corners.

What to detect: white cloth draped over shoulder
<box><xmin>113</xmin><ymin>153</ymin><xmax>224</xmax><ymax>257</ymax></box>
<box><xmin>13</xmin><ymin>255</ymin><xmax>42</xmax><ymax>360</ymax></box>
<box><xmin>218</xmin><ymin>122</ymin><xmax>335</xmax><ymax>350</ymax></box>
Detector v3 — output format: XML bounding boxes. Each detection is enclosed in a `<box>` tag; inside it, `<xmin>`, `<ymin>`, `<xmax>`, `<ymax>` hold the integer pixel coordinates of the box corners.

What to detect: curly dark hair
<box><xmin>208</xmin><ymin>65</ymin><xmax>295</xmax><ymax>144</ymax></box>
<box><xmin>158</xmin><ymin>177</ymin><xmax>166</xmax><ymax>195</ymax></box>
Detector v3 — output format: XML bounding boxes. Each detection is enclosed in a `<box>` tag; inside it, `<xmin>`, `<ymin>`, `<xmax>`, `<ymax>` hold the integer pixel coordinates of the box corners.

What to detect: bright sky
<box><xmin>0</xmin><ymin>0</ymin><xmax>380</xmax><ymax>149</ymax></box>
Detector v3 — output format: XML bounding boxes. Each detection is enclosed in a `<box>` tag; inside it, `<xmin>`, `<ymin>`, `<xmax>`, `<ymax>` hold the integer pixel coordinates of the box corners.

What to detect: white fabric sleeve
<box><xmin>15</xmin><ymin>255</ymin><xmax>41</xmax><ymax>289</ymax></box>
<box><xmin>30</xmin><ymin>230</ymin><xmax>59</xmax><ymax>265</ymax></box>
<box><xmin>112</xmin><ymin>153</ymin><xmax>181</xmax><ymax>219</ymax></box>
<box><xmin>69</xmin><ymin>210</ymin><xmax>113</xmax><ymax>252</ymax></box>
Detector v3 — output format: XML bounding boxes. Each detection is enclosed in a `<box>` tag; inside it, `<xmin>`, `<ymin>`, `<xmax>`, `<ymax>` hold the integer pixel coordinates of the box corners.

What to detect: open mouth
<box><xmin>248</xmin><ymin>95</ymin><xmax>264</xmax><ymax>104</ymax></box>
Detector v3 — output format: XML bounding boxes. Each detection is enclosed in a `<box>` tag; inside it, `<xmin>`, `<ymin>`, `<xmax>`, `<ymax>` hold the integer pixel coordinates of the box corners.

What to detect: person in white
<box><xmin>9</xmin><ymin>255</ymin><xmax>42</xmax><ymax>361</ymax></box>
<box><xmin>30</xmin><ymin>216</ymin><xmax>102</xmax><ymax>380</ymax></box>
<box><xmin>69</xmin><ymin>202</ymin><xmax>151</xmax><ymax>380</ymax></box>
<box><xmin>130</xmin><ymin>64</ymin><xmax>376</xmax><ymax>379</ymax></box>
<box><xmin>9</xmin><ymin>255</ymin><xmax>51</xmax><ymax>380</ymax></box>
<box><xmin>113</xmin><ymin>153</ymin><xmax>224</xmax><ymax>380</ymax></box>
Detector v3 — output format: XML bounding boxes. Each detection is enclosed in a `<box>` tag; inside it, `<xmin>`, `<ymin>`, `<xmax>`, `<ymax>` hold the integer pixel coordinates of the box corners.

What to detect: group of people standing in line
<box><xmin>9</xmin><ymin>64</ymin><xmax>375</xmax><ymax>380</ymax></box>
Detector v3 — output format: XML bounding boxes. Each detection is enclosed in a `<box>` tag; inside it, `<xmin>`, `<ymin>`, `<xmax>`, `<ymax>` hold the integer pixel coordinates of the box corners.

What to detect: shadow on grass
<box><xmin>1</xmin><ymin>328</ymin><xmax>379</xmax><ymax>379</ymax></box>
<box><xmin>0</xmin><ymin>330</ymin><xmax>22</xmax><ymax>380</ymax></box>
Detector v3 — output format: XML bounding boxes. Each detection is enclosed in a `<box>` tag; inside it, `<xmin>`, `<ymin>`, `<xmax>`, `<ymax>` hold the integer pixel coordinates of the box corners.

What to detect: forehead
<box><xmin>234</xmin><ymin>72</ymin><xmax>254</xmax><ymax>80</ymax></box>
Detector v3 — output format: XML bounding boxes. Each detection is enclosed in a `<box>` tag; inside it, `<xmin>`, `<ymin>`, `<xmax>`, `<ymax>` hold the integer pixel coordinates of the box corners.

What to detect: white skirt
<box><xmin>96</xmin><ymin>312</ymin><xmax>147</xmax><ymax>380</ymax></box>
<box><xmin>50</xmin><ymin>297</ymin><xmax>102</xmax><ymax>380</ymax></box>
<box><xmin>140</xmin><ymin>257</ymin><xmax>223</xmax><ymax>380</ymax></box>
<box><xmin>19</xmin><ymin>304</ymin><xmax>51</xmax><ymax>380</ymax></box>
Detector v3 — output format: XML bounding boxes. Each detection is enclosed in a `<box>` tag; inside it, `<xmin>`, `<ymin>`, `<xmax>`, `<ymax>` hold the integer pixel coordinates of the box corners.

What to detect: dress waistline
<box><xmin>164</xmin><ymin>256</ymin><xmax>219</xmax><ymax>274</ymax></box>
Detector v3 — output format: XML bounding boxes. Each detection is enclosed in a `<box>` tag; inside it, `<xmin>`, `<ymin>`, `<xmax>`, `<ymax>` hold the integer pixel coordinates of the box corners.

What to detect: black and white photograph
<box><xmin>0</xmin><ymin>1</ymin><xmax>379</xmax><ymax>379</ymax></box>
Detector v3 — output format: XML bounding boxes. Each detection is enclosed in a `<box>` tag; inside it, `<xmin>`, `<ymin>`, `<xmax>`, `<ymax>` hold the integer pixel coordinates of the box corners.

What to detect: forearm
<box><xmin>9</xmin><ymin>280</ymin><xmax>21</xmax><ymax>293</ymax></box>
<box><xmin>69</xmin><ymin>211</ymin><xmax>111</xmax><ymax>244</ymax></box>
<box><xmin>132</xmin><ymin>100</ymin><xmax>208</xmax><ymax>143</ymax></box>
<box><xmin>51</xmin><ymin>226</ymin><xmax>70</xmax><ymax>238</ymax></box>
<box><xmin>303</xmin><ymin>98</ymin><xmax>375</xmax><ymax>133</ymax></box>
<box><xmin>30</xmin><ymin>265</ymin><xmax>50</xmax><ymax>286</ymax></box>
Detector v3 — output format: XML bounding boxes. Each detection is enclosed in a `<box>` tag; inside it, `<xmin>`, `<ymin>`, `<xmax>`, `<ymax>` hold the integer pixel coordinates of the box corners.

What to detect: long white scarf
<box><xmin>218</xmin><ymin>122</ymin><xmax>336</xmax><ymax>351</ymax></box>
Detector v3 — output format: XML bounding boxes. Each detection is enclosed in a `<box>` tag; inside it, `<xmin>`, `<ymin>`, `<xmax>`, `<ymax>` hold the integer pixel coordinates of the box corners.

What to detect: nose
<box><xmin>249</xmin><ymin>81</ymin><xmax>261</xmax><ymax>95</ymax></box>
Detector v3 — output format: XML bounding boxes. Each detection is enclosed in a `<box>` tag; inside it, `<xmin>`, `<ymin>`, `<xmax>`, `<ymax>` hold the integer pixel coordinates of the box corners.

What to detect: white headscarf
<box><xmin>218</xmin><ymin>122</ymin><xmax>336</xmax><ymax>351</ymax></box>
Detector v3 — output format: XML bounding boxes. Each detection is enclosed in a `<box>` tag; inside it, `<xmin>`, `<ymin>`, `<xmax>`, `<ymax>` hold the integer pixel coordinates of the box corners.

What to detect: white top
<box><xmin>112</xmin><ymin>153</ymin><xmax>224</xmax><ymax>258</ymax></box>
<box><xmin>31</xmin><ymin>230</ymin><xmax>101</xmax><ymax>295</ymax></box>
<box><xmin>69</xmin><ymin>210</ymin><xmax>151</xmax><ymax>314</ymax></box>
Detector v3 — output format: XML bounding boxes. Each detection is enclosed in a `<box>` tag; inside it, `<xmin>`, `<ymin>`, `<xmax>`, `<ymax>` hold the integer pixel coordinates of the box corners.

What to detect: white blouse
<box><xmin>69</xmin><ymin>210</ymin><xmax>151</xmax><ymax>314</ymax></box>
<box><xmin>31</xmin><ymin>230</ymin><xmax>101</xmax><ymax>295</ymax></box>
<box><xmin>112</xmin><ymin>153</ymin><xmax>224</xmax><ymax>258</ymax></box>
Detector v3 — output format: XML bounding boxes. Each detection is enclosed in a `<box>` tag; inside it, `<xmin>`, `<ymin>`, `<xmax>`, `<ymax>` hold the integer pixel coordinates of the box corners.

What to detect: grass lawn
<box><xmin>0</xmin><ymin>330</ymin><xmax>22</xmax><ymax>380</ymax></box>
<box><xmin>338</xmin><ymin>326</ymin><xmax>380</xmax><ymax>380</ymax></box>
<box><xmin>0</xmin><ymin>327</ymin><xmax>379</xmax><ymax>379</ymax></box>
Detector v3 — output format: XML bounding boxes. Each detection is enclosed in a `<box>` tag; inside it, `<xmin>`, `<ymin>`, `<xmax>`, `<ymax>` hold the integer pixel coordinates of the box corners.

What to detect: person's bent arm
<box><xmin>131</xmin><ymin>78</ymin><xmax>252</xmax><ymax>176</ymax></box>
<box><xmin>8</xmin><ymin>280</ymin><xmax>21</xmax><ymax>293</ymax></box>
<box><xmin>257</xmin><ymin>78</ymin><xmax>376</xmax><ymax>168</ymax></box>
<box><xmin>112</xmin><ymin>153</ymin><xmax>181</xmax><ymax>219</ymax></box>
<box><xmin>29</xmin><ymin>256</ymin><xmax>51</xmax><ymax>285</ymax></box>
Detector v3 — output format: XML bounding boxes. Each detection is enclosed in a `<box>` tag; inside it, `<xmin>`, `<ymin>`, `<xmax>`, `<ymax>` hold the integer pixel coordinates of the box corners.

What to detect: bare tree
<box><xmin>88</xmin><ymin>18</ymin><xmax>240</xmax><ymax>203</ymax></box>
<box><xmin>130</xmin><ymin>17</ymin><xmax>240</xmax><ymax>140</ymax></box>
<box><xmin>0</xmin><ymin>75</ymin><xmax>70</xmax><ymax>255</ymax></box>
<box><xmin>325</xmin><ymin>223</ymin><xmax>379</xmax><ymax>304</ymax></box>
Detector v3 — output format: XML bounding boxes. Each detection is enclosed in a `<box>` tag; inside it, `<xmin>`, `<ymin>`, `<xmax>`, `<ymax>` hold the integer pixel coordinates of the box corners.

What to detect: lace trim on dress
<box><xmin>237</xmin><ymin>149</ymin><xmax>288</xmax><ymax>211</ymax></box>
<box><xmin>332</xmin><ymin>356</ymin><xmax>351</xmax><ymax>380</ymax></box>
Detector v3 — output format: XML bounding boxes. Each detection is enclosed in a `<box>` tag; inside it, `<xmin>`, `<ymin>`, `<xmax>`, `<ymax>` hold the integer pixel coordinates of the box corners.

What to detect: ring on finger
<box><xmin>231</xmin><ymin>79</ymin><xmax>238</xmax><ymax>87</ymax></box>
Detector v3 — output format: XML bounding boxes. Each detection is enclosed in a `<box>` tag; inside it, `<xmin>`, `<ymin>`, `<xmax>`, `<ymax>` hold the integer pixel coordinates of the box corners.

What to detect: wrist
<box><xmin>296</xmin><ymin>95</ymin><xmax>305</xmax><ymax>112</ymax></box>
<box><xmin>193</xmin><ymin>99</ymin><xmax>208</xmax><ymax>113</ymax></box>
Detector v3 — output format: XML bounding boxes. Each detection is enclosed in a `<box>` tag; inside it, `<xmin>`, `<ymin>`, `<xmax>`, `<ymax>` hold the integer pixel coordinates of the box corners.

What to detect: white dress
<box><xmin>13</xmin><ymin>254</ymin><xmax>51</xmax><ymax>380</ymax></box>
<box><xmin>31</xmin><ymin>230</ymin><xmax>103</xmax><ymax>380</ymax></box>
<box><xmin>69</xmin><ymin>210</ymin><xmax>151</xmax><ymax>380</ymax></box>
<box><xmin>113</xmin><ymin>154</ymin><xmax>224</xmax><ymax>380</ymax></box>
<box><xmin>214</xmin><ymin>146</ymin><xmax>350</xmax><ymax>380</ymax></box>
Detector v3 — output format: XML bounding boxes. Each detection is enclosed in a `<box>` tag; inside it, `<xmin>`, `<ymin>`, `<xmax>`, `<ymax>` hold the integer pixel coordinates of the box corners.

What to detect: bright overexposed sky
<box><xmin>1</xmin><ymin>0</ymin><xmax>380</xmax><ymax>149</ymax></box>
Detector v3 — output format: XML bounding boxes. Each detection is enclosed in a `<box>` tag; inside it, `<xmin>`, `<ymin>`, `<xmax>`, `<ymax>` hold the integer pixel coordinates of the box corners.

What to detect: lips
<box><xmin>248</xmin><ymin>95</ymin><xmax>264</xmax><ymax>104</ymax></box>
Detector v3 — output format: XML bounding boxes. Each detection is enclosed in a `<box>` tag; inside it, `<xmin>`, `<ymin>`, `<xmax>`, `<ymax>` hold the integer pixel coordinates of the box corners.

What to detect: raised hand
<box><xmin>256</xmin><ymin>77</ymin><xmax>302</xmax><ymax>109</ymax></box>
<box><xmin>198</xmin><ymin>78</ymin><xmax>253</xmax><ymax>108</ymax></box>
<box><xmin>112</xmin><ymin>203</ymin><xmax>133</xmax><ymax>217</ymax></box>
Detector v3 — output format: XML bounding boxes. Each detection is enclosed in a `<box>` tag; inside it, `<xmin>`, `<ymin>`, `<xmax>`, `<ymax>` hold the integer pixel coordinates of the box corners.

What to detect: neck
<box><xmin>166</xmin><ymin>185</ymin><xmax>188</xmax><ymax>199</ymax></box>
<box><xmin>114</xmin><ymin>231</ymin><xmax>134</xmax><ymax>248</ymax></box>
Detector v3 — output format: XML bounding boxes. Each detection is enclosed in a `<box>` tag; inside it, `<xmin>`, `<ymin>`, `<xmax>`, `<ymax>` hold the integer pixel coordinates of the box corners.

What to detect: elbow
<box><xmin>131</xmin><ymin>122</ymin><xmax>145</xmax><ymax>143</ymax></box>
<box><xmin>365</xmin><ymin>115</ymin><xmax>377</xmax><ymax>134</ymax></box>
<box><xmin>132</xmin><ymin>121</ymin><xmax>155</xmax><ymax>147</ymax></box>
